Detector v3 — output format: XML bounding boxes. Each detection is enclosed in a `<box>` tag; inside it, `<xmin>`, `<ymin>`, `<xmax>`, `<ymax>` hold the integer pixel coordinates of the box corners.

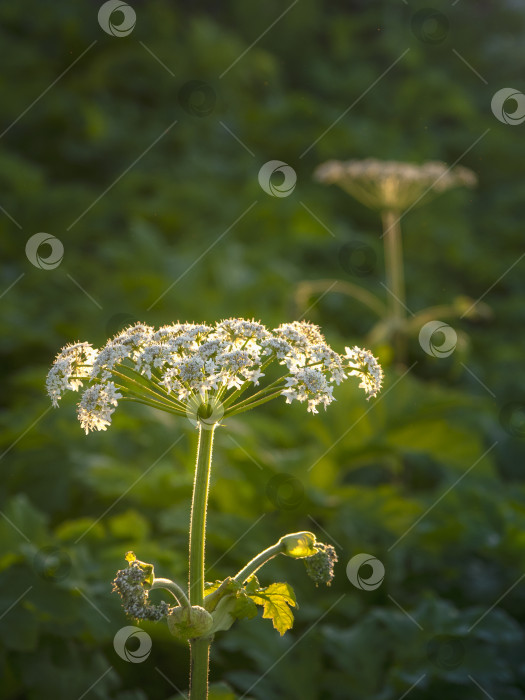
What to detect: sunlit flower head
<box><xmin>314</xmin><ymin>158</ymin><xmax>477</xmax><ymax>211</ymax></box>
<box><xmin>47</xmin><ymin>319</ymin><xmax>383</xmax><ymax>433</ymax></box>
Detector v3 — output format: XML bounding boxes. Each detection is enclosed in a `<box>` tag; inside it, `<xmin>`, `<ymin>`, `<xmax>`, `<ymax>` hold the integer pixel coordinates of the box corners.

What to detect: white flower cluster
<box><xmin>46</xmin><ymin>342</ymin><xmax>97</xmax><ymax>406</ymax></box>
<box><xmin>47</xmin><ymin>319</ymin><xmax>383</xmax><ymax>432</ymax></box>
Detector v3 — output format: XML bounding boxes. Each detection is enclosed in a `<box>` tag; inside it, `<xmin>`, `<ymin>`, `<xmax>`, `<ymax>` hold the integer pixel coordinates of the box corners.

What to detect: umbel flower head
<box><xmin>46</xmin><ymin>319</ymin><xmax>382</xmax><ymax>434</ymax></box>
<box><xmin>314</xmin><ymin>158</ymin><xmax>477</xmax><ymax>212</ymax></box>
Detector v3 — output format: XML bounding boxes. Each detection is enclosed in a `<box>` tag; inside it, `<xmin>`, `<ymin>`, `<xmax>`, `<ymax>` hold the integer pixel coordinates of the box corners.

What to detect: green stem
<box><xmin>111</xmin><ymin>367</ymin><xmax>186</xmax><ymax>411</ymax></box>
<box><xmin>225</xmin><ymin>379</ymin><xmax>290</xmax><ymax>413</ymax></box>
<box><xmin>382</xmin><ymin>209</ymin><xmax>406</xmax><ymax>363</ymax></box>
<box><xmin>115</xmin><ymin>385</ymin><xmax>182</xmax><ymax>411</ymax></box>
<box><xmin>119</xmin><ymin>396</ymin><xmax>185</xmax><ymax>417</ymax></box>
<box><xmin>150</xmin><ymin>577</ymin><xmax>190</xmax><ymax>609</ymax></box>
<box><xmin>189</xmin><ymin>422</ymin><xmax>216</xmax><ymax>700</ymax></box>
<box><xmin>295</xmin><ymin>279</ymin><xmax>388</xmax><ymax>319</ymax></box>
<box><xmin>233</xmin><ymin>541</ymin><xmax>284</xmax><ymax>584</ymax></box>
<box><xmin>222</xmin><ymin>374</ymin><xmax>285</xmax><ymax>409</ymax></box>
<box><xmin>190</xmin><ymin>638</ymin><xmax>211</xmax><ymax>700</ymax></box>
<box><xmin>225</xmin><ymin>390</ymin><xmax>285</xmax><ymax>418</ymax></box>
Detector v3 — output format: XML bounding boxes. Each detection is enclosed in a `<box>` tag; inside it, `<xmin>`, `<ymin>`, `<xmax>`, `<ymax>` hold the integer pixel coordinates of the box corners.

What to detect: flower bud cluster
<box><xmin>112</xmin><ymin>561</ymin><xmax>172</xmax><ymax>622</ymax></box>
<box><xmin>303</xmin><ymin>543</ymin><xmax>338</xmax><ymax>586</ymax></box>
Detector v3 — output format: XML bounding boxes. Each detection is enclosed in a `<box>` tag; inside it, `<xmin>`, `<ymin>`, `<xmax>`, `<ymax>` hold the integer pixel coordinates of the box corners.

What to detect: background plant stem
<box><xmin>382</xmin><ymin>208</ymin><xmax>406</xmax><ymax>363</ymax></box>
<box><xmin>189</xmin><ymin>423</ymin><xmax>216</xmax><ymax>700</ymax></box>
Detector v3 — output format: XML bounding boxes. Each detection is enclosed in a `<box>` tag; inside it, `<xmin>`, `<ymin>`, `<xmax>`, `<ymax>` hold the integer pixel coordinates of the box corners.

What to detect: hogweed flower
<box><xmin>46</xmin><ymin>319</ymin><xmax>382</xmax><ymax>432</ymax></box>
<box><xmin>49</xmin><ymin>319</ymin><xmax>383</xmax><ymax>700</ymax></box>
<box><xmin>314</xmin><ymin>158</ymin><xmax>477</xmax><ymax>212</ymax></box>
<box><xmin>313</xmin><ymin>159</ymin><xmax>478</xmax><ymax>363</ymax></box>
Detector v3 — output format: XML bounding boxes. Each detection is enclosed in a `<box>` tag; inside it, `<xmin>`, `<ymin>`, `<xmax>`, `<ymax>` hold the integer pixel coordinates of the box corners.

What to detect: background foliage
<box><xmin>1</xmin><ymin>1</ymin><xmax>525</xmax><ymax>698</ymax></box>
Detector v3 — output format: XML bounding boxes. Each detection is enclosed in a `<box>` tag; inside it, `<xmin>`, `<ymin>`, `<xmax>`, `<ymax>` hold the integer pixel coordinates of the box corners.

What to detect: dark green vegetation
<box><xmin>1</xmin><ymin>1</ymin><xmax>525</xmax><ymax>698</ymax></box>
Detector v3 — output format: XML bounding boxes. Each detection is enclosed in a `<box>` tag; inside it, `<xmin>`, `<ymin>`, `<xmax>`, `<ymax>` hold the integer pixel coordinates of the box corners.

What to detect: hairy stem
<box><xmin>150</xmin><ymin>578</ymin><xmax>190</xmax><ymax>609</ymax></box>
<box><xmin>233</xmin><ymin>541</ymin><xmax>284</xmax><ymax>584</ymax></box>
<box><xmin>225</xmin><ymin>390</ymin><xmax>285</xmax><ymax>418</ymax></box>
<box><xmin>189</xmin><ymin>422</ymin><xmax>216</xmax><ymax>700</ymax></box>
<box><xmin>190</xmin><ymin>638</ymin><xmax>211</xmax><ymax>700</ymax></box>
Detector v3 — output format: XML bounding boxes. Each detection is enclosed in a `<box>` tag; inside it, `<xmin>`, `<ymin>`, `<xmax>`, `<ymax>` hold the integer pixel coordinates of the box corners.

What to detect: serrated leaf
<box><xmin>244</xmin><ymin>575</ymin><xmax>260</xmax><ymax>594</ymax></box>
<box><xmin>204</xmin><ymin>579</ymin><xmax>226</xmax><ymax>596</ymax></box>
<box><xmin>204</xmin><ymin>578</ymin><xmax>240</xmax><ymax>613</ymax></box>
<box><xmin>247</xmin><ymin>582</ymin><xmax>297</xmax><ymax>636</ymax></box>
<box><xmin>208</xmin><ymin>587</ymin><xmax>258</xmax><ymax>634</ymax></box>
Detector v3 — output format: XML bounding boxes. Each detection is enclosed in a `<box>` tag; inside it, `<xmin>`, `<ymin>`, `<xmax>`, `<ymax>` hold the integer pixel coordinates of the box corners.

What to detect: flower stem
<box><xmin>150</xmin><ymin>577</ymin><xmax>190</xmax><ymax>609</ymax></box>
<box><xmin>188</xmin><ymin>422</ymin><xmax>216</xmax><ymax>700</ymax></box>
<box><xmin>119</xmin><ymin>396</ymin><xmax>185</xmax><ymax>417</ymax></box>
<box><xmin>225</xmin><ymin>389</ymin><xmax>286</xmax><ymax>418</ymax></box>
<box><xmin>233</xmin><ymin>541</ymin><xmax>284</xmax><ymax>584</ymax></box>
<box><xmin>190</xmin><ymin>638</ymin><xmax>211</xmax><ymax>700</ymax></box>
<box><xmin>382</xmin><ymin>208</ymin><xmax>406</xmax><ymax>363</ymax></box>
<box><xmin>111</xmin><ymin>367</ymin><xmax>185</xmax><ymax>409</ymax></box>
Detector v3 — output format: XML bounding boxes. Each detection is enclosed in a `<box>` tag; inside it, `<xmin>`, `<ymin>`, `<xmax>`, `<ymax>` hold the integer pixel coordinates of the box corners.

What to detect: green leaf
<box><xmin>208</xmin><ymin>681</ymin><xmax>237</xmax><ymax>699</ymax></box>
<box><xmin>247</xmin><ymin>582</ymin><xmax>297</xmax><ymax>636</ymax></box>
<box><xmin>204</xmin><ymin>578</ymin><xmax>239</xmax><ymax>612</ymax></box>
<box><xmin>0</xmin><ymin>495</ymin><xmax>48</xmax><ymax>549</ymax></box>
<box><xmin>109</xmin><ymin>510</ymin><xmax>150</xmax><ymax>540</ymax></box>
<box><xmin>208</xmin><ymin>585</ymin><xmax>258</xmax><ymax>634</ymax></box>
<box><xmin>204</xmin><ymin>579</ymin><xmax>225</xmax><ymax>597</ymax></box>
<box><xmin>0</xmin><ymin>604</ymin><xmax>38</xmax><ymax>651</ymax></box>
<box><xmin>244</xmin><ymin>575</ymin><xmax>260</xmax><ymax>594</ymax></box>
<box><xmin>232</xmin><ymin>590</ymin><xmax>258</xmax><ymax>621</ymax></box>
<box><xmin>54</xmin><ymin>517</ymin><xmax>105</xmax><ymax>542</ymax></box>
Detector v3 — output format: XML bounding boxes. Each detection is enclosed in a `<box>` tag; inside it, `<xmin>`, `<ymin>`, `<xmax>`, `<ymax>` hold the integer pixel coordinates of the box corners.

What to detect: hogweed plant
<box><xmin>47</xmin><ymin>319</ymin><xmax>382</xmax><ymax>699</ymax></box>
<box><xmin>308</xmin><ymin>159</ymin><xmax>481</xmax><ymax>362</ymax></box>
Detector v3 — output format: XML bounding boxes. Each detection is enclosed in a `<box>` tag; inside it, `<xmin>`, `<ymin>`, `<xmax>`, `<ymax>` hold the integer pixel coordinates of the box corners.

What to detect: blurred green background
<box><xmin>1</xmin><ymin>1</ymin><xmax>525</xmax><ymax>698</ymax></box>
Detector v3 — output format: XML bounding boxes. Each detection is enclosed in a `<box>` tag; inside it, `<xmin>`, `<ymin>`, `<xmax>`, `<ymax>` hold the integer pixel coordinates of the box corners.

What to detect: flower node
<box><xmin>168</xmin><ymin>605</ymin><xmax>214</xmax><ymax>641</ymax></box>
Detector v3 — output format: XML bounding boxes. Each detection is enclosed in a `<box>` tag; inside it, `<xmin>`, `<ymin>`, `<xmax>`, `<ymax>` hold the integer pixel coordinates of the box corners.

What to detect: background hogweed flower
<box><xmin>46</xmin><ymin>319</ymin><xmax>382</xmax><ymax>432</ymax></box>
<box><xmin>312</xmin><ymin>159</ymin><xmax>478</xmax><ymax>364</ymax></box>
<box><xmin>314</xmin><ymin>158</ymin><xmax>477</xmax><ymax>212</ymax></box>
